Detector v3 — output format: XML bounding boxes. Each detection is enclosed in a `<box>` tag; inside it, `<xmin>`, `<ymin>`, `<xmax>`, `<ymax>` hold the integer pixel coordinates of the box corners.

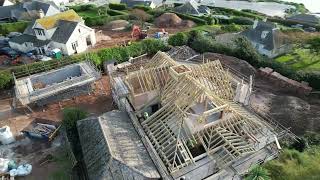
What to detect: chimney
<box><xmin>38</xmin><ymin>9</ymin><xmax>44</xmax><ymax>18</ymax></box>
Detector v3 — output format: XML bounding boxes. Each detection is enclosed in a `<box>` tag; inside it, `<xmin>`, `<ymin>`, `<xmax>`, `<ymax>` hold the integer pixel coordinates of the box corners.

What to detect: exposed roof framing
<box><xmin>122</xmin><ymin>51</ymin><xmax>273</xmax><ymax>174</ymax></box>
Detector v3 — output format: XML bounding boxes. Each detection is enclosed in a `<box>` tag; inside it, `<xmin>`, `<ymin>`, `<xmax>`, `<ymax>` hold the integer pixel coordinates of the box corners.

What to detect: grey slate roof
<box><xmin>9</xmin><ymin>34</ymin><xmax>50</xmax><ymax>47</ymax></box>
<box><xmin>77</xmin><ymin>110</ymin><xmax>160</xmax><ymax>180</ymax></box>
<box><xmin>0</xmin><ymin>0</ymin><xmax>11</xmax><ymax>6</ymax></box>
<box><xmin>0</xmin><ymin>1</ymin><xmax>59</xmax><ymax>21</ymax></box>
<box><xmin>241</xmin><ymin>21</ymin><xmax>287</xmax><ymax>51</ymax></box>
<box><xmin>120</xmin><ymin>0</ymin><xmax>153</xmax><ymax>7</ymax></box>
<box><xmin>51</xmin><ymin>20</ymin><xmax>79</xmax><ymax>43</ymax></box>
<box><xmin>23</xmin><ymin>20</ymin><xmax>36</xmax><ymax>36</ymax></box>
<box><xmin>175</xmin><ymin>0</ymin><xmax>210</xmax><ymax>16</ymax></box>
<box><xmin>287</xmin><ymin>14</ymin><xmax>320</xmax><ymax>25</ymax></box>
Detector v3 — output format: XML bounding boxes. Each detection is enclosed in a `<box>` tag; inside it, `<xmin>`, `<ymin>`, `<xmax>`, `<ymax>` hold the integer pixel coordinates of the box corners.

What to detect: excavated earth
<box><xmin>205</xmin><ymin>53</ymin><xmax>320</xmax><ymax>136</ymax></box>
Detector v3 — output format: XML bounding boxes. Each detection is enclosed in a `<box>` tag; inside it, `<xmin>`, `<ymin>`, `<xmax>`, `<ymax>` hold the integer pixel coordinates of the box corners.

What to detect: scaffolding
<box><xmin>13</xmin><ymin>61</ymin><xmax>101</xmax><ymax>107</ymax></box>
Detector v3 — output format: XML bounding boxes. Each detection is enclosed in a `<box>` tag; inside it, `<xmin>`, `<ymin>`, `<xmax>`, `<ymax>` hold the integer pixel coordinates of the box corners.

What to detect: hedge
<box><xmin>168</xmin><ymin>32</ymin><xmax>189</xmax><ymax>46</ymax></box>
<box><xmin>70</xmin><ymin>4</ymin><xmax>96</xmax><ymax>12</ymax></box>
<box><xmin>210</xmin><ymin>7</ymin><xmax>263</xmax><ymax>20</ymax></box>
<box><xmin>0</xmin><ymin>21</ymin><xmax>29</xmax><ymax>35</ymax></box>
<box><xmin>107</xmin><ymin>9</ymin><xmax>128</xmax><ymax>16</ymax></box>
<box><xmin>180</xmin><ymin>30</ymin><xmax>320</xmax><ymax>90</ymax></box>
<box><xmin>175</xmin><ymin>12</ymin><xmax>207</xmax><ymax>25</ymax></box>
<box><xmin>0</xmin><ymin>39</ymin><xmax>169</xmax><ymax>90</ymax></box>
<box><xmin>108</xmin><ymin>3</ymin><xmax>127</xmax><ymax>10</ymax></box>
<box><xmin>133</xmin><ymin>5</ymin><xmax>152</xmax><ymax>12</ymax></box>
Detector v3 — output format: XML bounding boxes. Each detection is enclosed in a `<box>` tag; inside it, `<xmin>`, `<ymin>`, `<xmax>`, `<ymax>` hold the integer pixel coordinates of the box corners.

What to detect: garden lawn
<box><xmin>275</xmin><ymin>48</ymin><xmax>320</xmax><ymax>71</ymax></box>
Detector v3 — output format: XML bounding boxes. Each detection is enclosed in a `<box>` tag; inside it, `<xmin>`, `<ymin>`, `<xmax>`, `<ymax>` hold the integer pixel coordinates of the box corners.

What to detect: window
<box><xmin>34</xmin><ymin>28</ymin><xmax>45</xmax><ymax>36</ymax></box>
<box><xmin>71</xmin><ymin>41</ymin><xmax>78</xmax><ymax>51</ymax></box>
<box><xmin>78</xmin><ymin>29</ymin><xmax>81</xmax><ymax>33</ymax></box>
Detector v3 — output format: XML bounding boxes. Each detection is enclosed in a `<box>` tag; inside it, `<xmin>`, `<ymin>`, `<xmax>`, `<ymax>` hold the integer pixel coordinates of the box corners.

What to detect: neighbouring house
<box><xmin>109</xmin><ymin>0</ymin><xmax>156</xmax><ymax>8</ymax></box>
<box><xmin>241</xmin><ymin>20</ymin><xmax>291</xmax><ymax>58</ymax></box>
<box><xmin>286</xmin><ymin>14</ymin><xmax>320</xmax><ymax>26</ymax></box>
<box><xmin>174</xmin><ymin>0</ymin><xmax>210</xmax><ymax>16</ymax></box>
<box><xmin>78</xmin><ymin>110</ymin><xmax>160</xmax><ymax>180</ymax></box>
<box><xmin>126</xmin><ymin>0</ymin><xmax>156</xmax><ymax>8</ymax></box>
<box><xmin>0</xmin><ymin>0</ymin><xmax>13</xmax><ymax>6</ymax></box>
<box><xmin>9</xmin><ymin>10</ymin><xmax>96</xmax><ymax>56</ymax></box>
<box><xmin>0</xmin><ymin>0</ymin><xmax>60</xmax><ymax>22</ymax></box>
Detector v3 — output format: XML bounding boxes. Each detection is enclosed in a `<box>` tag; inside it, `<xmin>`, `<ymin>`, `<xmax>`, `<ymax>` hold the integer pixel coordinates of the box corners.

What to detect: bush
<box><xmin>62</xmin><ymin>107</ymin><xmax>88</xmax><ymax>158</ymax></box>
<box><xmin>220</xmin><ymin>24</ymin><xmax>242</xmax><ymax>32</ymax></box>
<box><xmin>175</xmin><ymin>12</ymin><xmax>207</xmax><ymax>25</ymax></box>
<box><xmin>84</xmin><ymin>15</ymin><xmax>108</xmax><ymax>26</ymax></box>
<box><xmin>168</xmin><ymin>32</ymin><xmax>189</xmax><ymax>46</ymax></box>
<box><xmin>230</xmin><ymin>16</ymin><xmax>254</xmax><ymax>25</ymax></box>
<box><xmin>108</xmin><ymin>3</ymin><xmax>127</xmax><ymax>10</ymax></box>
<box><xmin>133</xmin><ymin>5</ymin><xmax>152</xmax><ymax>12</ymax></box>
<box><xmin>107</xmin><ymin>9</ymin><xmax>128</xmax><ymax>16</ymax></box>
<box><xmin>0</xmin><ymin>21</ymin><xmax>29</xmax><ymax>35</ymax></box>
<box><xmin>0</xmin><ymin>71</ymin><xmax>12</xmax><ymax>90</ymax></box>
<box><xmin>70</xmin><ymin>4</ymin><xmax>96</xmax><ymax>12</ymax></box>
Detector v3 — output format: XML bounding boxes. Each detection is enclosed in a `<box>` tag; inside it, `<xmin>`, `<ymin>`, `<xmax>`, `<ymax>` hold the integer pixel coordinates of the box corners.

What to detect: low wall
<box><xmin>259</xmin><ymin>67</ymin><xmax>312</xmax><ymax>95</ymax></box>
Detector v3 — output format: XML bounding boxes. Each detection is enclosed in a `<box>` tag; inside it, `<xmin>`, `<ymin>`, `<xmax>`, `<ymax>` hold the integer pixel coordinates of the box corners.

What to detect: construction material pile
<box><xmin>168</xmin><ymin>45</ymin><xmax>198</xmax><ymax>61</ymax></box>
<box><xmin>105</xmin><ymin>20</ymin><xmax>129</xmax><ymax>30</ymax></box>
<box><xmin>22</xmin><ymin>118</ymin><xmax>60</xmax><ymax>142</ymax></box>
<box><xmin>155</xmin><ymin>13</ymin><xmax>182</xmax><ymax>27</ymax></box>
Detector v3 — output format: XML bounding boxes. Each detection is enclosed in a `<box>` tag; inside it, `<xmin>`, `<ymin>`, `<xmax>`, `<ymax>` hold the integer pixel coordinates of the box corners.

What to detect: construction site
<box><xmin>13</xmin><ymin>61</ymin><xmax>101</xmax><ymax>108</ymax></box>
<box><xmin>78</xmin><ymin>49</ymin><xmax>302</xmax><ymax>180</ymax></box>
<box><xmin>0</xmin><ymin>45</ymin><xmax>319</xmax><ymax>179</ymax></box>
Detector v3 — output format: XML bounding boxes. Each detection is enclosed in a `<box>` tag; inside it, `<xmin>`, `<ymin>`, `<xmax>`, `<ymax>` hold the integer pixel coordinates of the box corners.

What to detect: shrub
<box><xmin>0</xmin><ymin>71</ymin><xmax>12</xmax><ymax>90</ymax></box>
<box><xmin>70</xmin><ymin>4</ymin><xmax>96</xmax><ymax>12</ymax></box>
<box><xmin>168</xmin><ymin>32</ymin><xmax>189</xmax><ymax>46</ymax></box>
<box><xmin>107</xmin><ymin>9</ymin><xmax>128</xmax><ymax>16</ymax></box>
<box><xmin>245</xmin><ymin>166</ymin><xmax>270</xmax><ymax>180</ymax></box>
<box><xmin>108</xmin><ymin>3</ymin><xmax>127</xmax><ymax>10</ymax></box>
<box><xmin>220</xmin><ymin>24</ymin><xmax>242</xmax><ymax>32</ymax></box>
<box><xmin>84</xmin><ymin>16</ymin><xmax>108</xmax><ymax>26</ymax></box>
<box><xmin>175</xmin><ymin>12</ymin><xmax>207</xmax><ymax>25</ymax></box>
<box><xmin>0</xmin><ymin>21</ymin><xmax>29</xmax><ymax>35</ymax></box>
<box><xmin>133</xmin><ymin>5</ymin><xmax>152</xmax><ymax>12</ymax></box>
<box><xmin>230</xmin><ymin>16</ymin><xmax>254</xmax><ymax>25</ymax></box>
<box><xmin>62</xmin><ymin>107</ymin><xmax>88</xmax><ymax>158</ymax></box>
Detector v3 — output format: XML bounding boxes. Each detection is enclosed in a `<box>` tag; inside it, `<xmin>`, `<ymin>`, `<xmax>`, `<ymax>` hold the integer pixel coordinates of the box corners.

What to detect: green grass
<box><xmin>48</xmin><ymin>150</ymin><xmax>73</xmax><ymax>180</ymax></box>
<box><xmin>264</xmin><ymin>146</ymin><xmax>320</xmax><ymax>180</ymax></box>
<box><xmin>77</xmin><ymin>10</ymin><xmax>98</xmax><ymax>18</ymax></box>
<box><xmin>275</xmin><ymin>48</ymin><xmax>320</xmax><ymax>71</ymax></box>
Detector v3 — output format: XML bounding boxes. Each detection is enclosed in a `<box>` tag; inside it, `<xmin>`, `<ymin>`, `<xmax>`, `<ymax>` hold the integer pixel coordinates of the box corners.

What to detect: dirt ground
<box><xmin>206</xmin><ymin>52</ymin><xmax>320</xmax><ymax>136</ymax></box>
<box><xmin>92</xmin><ymin>26</ymin><xmax>192</xmax><ymax>50</ymax></box>
<box><xmin>0</xmin><ymin>75</ymin><xmax>114</xmax><ymax>179</ymax></box>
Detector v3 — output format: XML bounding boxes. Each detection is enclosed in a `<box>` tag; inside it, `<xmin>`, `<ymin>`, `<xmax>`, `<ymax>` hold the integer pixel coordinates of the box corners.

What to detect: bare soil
<box><xmin>0</xmin><ymin>75</ymin><xmax>114</xmax><ymax>179</ymax></box>
<box><xmin>206</xmin><ymin>53</ymin><xmax>320</xmax><ymax>136</ymax></box>
<box><xmin>92</xmin><ymin>26</ymin><xmax>192</xmax><ymax>50</ymax></box>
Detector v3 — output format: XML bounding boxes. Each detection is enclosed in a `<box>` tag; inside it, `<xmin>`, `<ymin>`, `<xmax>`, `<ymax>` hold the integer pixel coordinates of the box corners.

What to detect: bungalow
<box><xmin>0</xmin><ymin>0</ymin><xmax>60</xmax><ymax>22</ymax></box>
<box><xmin>286</xmin><ymin>14</ymin><xmax>320</xmax><ymax>26</ymax></box>
<box><xmin>175</xmin><ymin>0</ymin><xmax>210</xmax><ymax>16</ymax></box>
<box><xmin>9</xmin><ymin>10</ymin><xmax>96</xmax><ymax>56</ymax></box>
<box><xmin>241</xmin><ymin>20</ymin><xmax>291</xmax><ymax>58</ymax></box>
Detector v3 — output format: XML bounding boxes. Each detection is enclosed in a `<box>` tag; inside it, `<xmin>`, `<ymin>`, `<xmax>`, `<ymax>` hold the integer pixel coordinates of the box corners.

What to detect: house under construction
<box><xmin>79</xmin><ymin>51</ymin><xmax>297</xmax><ymax>180</ymax></box>
<box><xmin>13</xmin><ymin>61</ymin><xmax>101</xmax><ymax>107</ymax></box>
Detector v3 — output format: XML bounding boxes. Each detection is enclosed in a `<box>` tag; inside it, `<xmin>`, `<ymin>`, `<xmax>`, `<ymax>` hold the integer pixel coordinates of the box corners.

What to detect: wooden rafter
<box><xmin>121</xmin><ymin>51</ymin><xmax>272</xmax><ymax>173</ymax></box>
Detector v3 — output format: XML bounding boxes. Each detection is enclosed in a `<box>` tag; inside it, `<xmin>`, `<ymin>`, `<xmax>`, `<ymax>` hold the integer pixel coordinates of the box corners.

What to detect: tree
<box><xmin>233</xmin><ymin>36</ymin><xmax>261</xmax><ymax>66</ymax></box>
<box><xmin>245</xmin><ymin>166</ymin><xmax>271</xmax><ymax>180</ymax></box>
<box><xmin>130</xmin><ymin>9</ymin><xmax>152</xmax><ymax>28</ymax></box>
<box><xmin>62</xmin><ymin>107</ymin><xmax>88</xmax><ymax>158</ymax></box>
<box><xmin>307</xmin><ymin>36</ymin><xmax>320</xmax><ymax>60</ymax></box>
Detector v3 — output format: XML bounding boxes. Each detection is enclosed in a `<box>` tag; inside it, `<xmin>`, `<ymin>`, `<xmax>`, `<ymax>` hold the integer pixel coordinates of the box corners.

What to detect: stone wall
<box><xmin>259</xmin><ymin>67</ymin><xmax>312</xmax><ymax>95</ymax></box>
